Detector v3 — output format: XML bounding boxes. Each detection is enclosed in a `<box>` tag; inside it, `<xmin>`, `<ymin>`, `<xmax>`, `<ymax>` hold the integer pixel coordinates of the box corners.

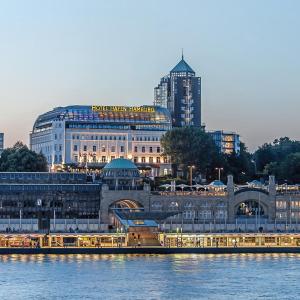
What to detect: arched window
<box><xmin>183</xmin><ymin>210</ymin><xmax>195</xmax><ymax>219</ymax></box>
<box><xmin>169</xmin><ymin>201</ymin><xmax>179</xmax><ymax>211</ymax></box>
<box><xmin>199</xmin><ymin>210</ymin><xmax>212</xmax><ymax>219</ymax></box>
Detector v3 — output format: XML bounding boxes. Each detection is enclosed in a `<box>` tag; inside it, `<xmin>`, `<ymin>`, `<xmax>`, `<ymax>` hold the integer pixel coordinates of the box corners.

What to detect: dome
<box><xmin>103</xmin><ymin>158</ymin><xmax>138</xmax><ymax>170</ymax></box>
<box><xmin>102</xmin><ymin>159</ymin><xmax>140</xmax><ymax>179</ymax></box>
<box><xmin>209</xmin><ymin>180</ymin><xmax>226</xmax><ymax>188</ymax></box>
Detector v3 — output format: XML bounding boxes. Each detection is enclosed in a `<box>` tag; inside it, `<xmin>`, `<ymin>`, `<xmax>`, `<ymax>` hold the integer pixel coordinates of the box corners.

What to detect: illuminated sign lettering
<box><xmin>92</xmin><ymin>105</ymin><xmax>155</xmax><ymax>113</ymax></box>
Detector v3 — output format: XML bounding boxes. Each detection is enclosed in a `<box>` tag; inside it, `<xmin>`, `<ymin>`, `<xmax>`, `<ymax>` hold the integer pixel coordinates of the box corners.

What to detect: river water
<box><xmin>0</xmin><ymin>253</ymin><xmax>299</xmax><ymax>299</ymax></box>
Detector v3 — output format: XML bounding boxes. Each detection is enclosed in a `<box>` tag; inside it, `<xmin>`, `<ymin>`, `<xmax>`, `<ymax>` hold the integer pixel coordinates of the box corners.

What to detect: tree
<box><xmin>264</xmin><ymin>152</ymin><xmax>300</xmax><ymax>183</ymax></box>
<box><xmin>0</xmin><ymin>142</ymin><xmax>48</xmax><ymax>172</ymax></box>
<box><xmin>254</xmin><ymin>137</ymin><xmax>300</xmax><ymax>172</ymax></box>
<box><xmin>254</xmin><ymin>137</ymin><xmax>300</xmax><ymax>183</ymax></box>
<box><xmin>224</xmin><ymin>142</ymin><xmax>255</xmax><ymax>183</ymax></box>
<box><xmin>161</xmin><ymin>127</ymin><xmax>222</xmax><ymax>176</ymax></box>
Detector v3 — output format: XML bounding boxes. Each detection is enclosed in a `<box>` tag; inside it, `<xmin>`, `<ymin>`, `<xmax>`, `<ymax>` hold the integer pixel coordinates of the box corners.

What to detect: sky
<box><xmin>0</xmin><ymin>0</ymin><xmax>299</xmax><ymax>151</ymax></box>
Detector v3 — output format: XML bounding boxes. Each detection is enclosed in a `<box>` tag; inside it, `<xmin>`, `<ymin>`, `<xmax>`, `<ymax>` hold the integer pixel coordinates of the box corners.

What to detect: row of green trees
<box><xmin>254</xmin><ymin>137</ymin><xmax>300</xmax><ymax>183</ymax></box>
<box><xmin>161</xmin><ymin>127</ymin><xmax>300</xmax><ymax>184</ymax></box>
<box><xmin>0</xmin><ymin>142</ymin><xmax>48</xmax><ymax>172</ymax></box>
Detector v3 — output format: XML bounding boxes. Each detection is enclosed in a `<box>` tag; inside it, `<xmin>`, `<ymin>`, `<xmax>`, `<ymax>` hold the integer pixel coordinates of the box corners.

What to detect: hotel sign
<box><xmin>92</xmin><ymin>105</ymin><xmax>155</xmax><ymax>113</ymax></box>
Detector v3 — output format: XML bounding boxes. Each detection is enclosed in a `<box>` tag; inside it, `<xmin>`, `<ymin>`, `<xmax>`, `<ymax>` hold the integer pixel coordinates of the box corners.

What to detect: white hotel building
<box><xmin>30</xmin><ymin>105</ymin><xmax>172</xmax><ymax>176</ymax></box>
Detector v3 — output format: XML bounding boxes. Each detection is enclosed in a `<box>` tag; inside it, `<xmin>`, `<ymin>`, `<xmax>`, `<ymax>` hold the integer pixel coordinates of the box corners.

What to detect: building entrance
<box><xmin>108</xmin><ymin>199</ymin><xmax>143</xmax><ymax>227</ymax></box>
<box><xmin>236</xmin><ymin>200</ymin><xmax>265</xmax><ymax>217</ymax></box>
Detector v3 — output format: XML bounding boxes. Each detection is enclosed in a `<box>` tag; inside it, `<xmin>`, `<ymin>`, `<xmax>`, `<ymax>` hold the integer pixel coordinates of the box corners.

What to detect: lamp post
<box><xmin>37</xmin><ymin>198</ymin><xmax>42</xmax><ymax>232</ymax></box>
<box><xmin>188</xmin><ymin>165</ymin><xmax>195</xmax><ymax>187</ymax></box>
<box><xmin>251</xmin><ymin>159</ymin><xmax>257</xmax><ymax>175</ymax></box>
<box><xmin>215</xmin><ymin>167</ymin><xmax>223</xmax><ymax>181</ymax></box>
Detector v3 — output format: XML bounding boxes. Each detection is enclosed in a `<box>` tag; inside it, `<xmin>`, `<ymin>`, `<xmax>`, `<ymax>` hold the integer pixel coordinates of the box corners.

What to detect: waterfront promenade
<box><xmin>1</xmin><ymin>232</ymin><xmax>300</xmax><ymax>254</ymax></box>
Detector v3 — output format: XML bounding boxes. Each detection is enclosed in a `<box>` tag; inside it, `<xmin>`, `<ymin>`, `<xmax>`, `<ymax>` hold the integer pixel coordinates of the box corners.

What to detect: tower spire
<box><xmin>181</xmin><ymin>48</ymin><xmax>184</xmax><ymax>60</ymax></box>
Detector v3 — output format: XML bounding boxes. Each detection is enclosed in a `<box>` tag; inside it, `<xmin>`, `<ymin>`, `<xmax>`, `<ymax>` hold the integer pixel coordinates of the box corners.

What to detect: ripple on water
<box><xmin>0</xmin><ymin>254</ymin><xmax>299</xmax><ymax>300</ymax></box>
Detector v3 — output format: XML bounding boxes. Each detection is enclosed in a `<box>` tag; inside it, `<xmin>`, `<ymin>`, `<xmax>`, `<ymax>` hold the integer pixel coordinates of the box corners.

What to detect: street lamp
<box><xmin>251</xmin><ymin>159</ymin><xmax>257</xmax><ymax>174</ymax></box>
<box><xmin>36</xmin><ymin>198</ymin><xmax>42</xmax><ymax>232</ymax></box>
<box><xmin>215</xmin><ymin>167</ymin><xmax>223</xmax><ymax>181</ymax></box>
<box><xmin>188</xmin><ymin>165</ymin><xmax>195</xmax><ymax>187</ymax></box>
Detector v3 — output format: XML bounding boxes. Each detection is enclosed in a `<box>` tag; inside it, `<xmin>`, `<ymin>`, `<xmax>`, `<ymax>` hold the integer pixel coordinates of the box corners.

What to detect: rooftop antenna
<box><xmin>181</xmin><ymin>48</ymin><xmax>184</xmax><ymax>60</ymax></box>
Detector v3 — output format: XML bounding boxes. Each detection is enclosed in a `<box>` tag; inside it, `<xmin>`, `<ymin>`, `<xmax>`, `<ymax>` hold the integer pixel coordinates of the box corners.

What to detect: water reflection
<box><xmin>0</xmin><ymin>254</ymin><xmax>300</xmax><ymax>299</ymax></box>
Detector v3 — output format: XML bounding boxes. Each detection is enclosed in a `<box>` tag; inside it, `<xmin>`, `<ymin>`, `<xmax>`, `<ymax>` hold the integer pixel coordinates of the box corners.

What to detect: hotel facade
<box><xmin>30</xmin><ymin>105</ymin><xmax>172</xmax><ymax>176</ymax></box>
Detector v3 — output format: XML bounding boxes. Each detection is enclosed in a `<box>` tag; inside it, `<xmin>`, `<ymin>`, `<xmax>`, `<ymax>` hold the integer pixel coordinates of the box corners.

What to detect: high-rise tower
<box><xmin>154</xmin><ymin>54</ymin><xmax>201</xmax><ymax>127</ymax></box>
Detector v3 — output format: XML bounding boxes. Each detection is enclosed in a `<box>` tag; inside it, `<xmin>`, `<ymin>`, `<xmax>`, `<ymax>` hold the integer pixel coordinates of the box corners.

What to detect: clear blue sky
<box><xmin>0</xmin><ymin>0</ymin><xmax>299</xmax><ymax>151</ymax></box>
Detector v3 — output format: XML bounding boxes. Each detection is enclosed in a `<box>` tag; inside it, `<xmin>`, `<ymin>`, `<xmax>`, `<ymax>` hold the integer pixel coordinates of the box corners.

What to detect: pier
<box><xmin>1</xmin><ymin>232</ymin><xmax>300</xmax><ymax>254</ymax></box>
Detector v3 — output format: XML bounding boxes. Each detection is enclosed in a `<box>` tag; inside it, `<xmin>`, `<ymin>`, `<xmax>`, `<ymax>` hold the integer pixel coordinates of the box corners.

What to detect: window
<box><xmin>183</xmin><ymin>210</ymin><xmax>195</xmax><ymax>219</ymax></box>
<box><xmin>111</xmin><ymin>146</ymin><xmax>116</xmax><ymax>152</ymax></box>
<box><xmin>163</xmin><ymin>157</ymin><xmax>168</xmax><ymax>163</ymax></box>
<box><xmin>93</xmin><ymin>145</ymin><xmax>97</xmax><ymax>152</ymax></box>
<box><xmin>142</xmin><ymin>146</ymin><xmax>145</xmax><ymax>153</ymax></box>
<box><xmin>149</xmin><ymin>147</ymin><xmax>153</xmax><ymax>153</ymax></box>
<box><xmin>134</xmin><ymin>157</ymin><xmax>138</xmax><ymax>163</ymax></box>
<box><xmin>151</xmin><ymin>201</ymin><xmax>162</xmax><ymax>212</ymax></box>
<box><xmin>83</xmin><ymin>145</ymin><xmax>87</xmax><ymax>152</ymax></box>
<box><xmin>156</xmin><ymin>157</ymin><xmax>160</xmax><ymax>163</ymax></box>
<box><xmin>276</xmin><ymin>201</ymin><xmax>287</xmax><ymax>209</ymax></box>
<box><xmin>134</xmin><ymin>146</ymin><xmax>138</xmax><ymax>152</ymax></box>
<box><xmin>120</xmin><ymin>146</ymin><xmax>124</xmax><ymax>152</ymax></box>
<box><xmin>149</xmin><ymin>157</ymin><xmax>153</xmax><ymax>163</ymax></box>
<box><xmin>73</xmin><ymin>145</ymin><xmax>78</xmax><ymax>151</ymax></box>
<box><xmin>101</xmin><ymin>146</ymin><xmax>106</xmax><ymax>152</ymax></box>
<box><xmin>101</xmin><ymin>156</ymin><xmax>106</xmax><ymax>163</ymax></box>
<box><xmin>92</xmin><ymin>155</ymin><xmax>97</xmax><ymax>163</ymax></box>
<box><xmin>141</xmin><ymin>157</ymin><xmax>146</xmax><ymax>163</ymax></box>
<box><xmin>74</xmin><ymin>155</ymin><xmax>78</xmax><ymax>162</ymax></box>
<box><xmin>157</xmin><ymin>147</ymin><xmax>160</xmax><ymax>153</ymax></box>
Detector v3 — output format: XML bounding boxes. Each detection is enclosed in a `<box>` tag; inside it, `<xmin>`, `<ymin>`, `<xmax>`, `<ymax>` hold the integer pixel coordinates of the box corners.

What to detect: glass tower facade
<box><xmin>154</xmin><ymin>55</ymin><xmax>201</xmax><ymax>127</ymax></box>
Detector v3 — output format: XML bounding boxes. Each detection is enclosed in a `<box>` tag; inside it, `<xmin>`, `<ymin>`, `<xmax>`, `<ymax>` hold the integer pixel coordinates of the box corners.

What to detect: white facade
<box><xmin>30</xmin><ymin>105</ymin><xmax>172</xmax><ymax>176</ymax></box>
